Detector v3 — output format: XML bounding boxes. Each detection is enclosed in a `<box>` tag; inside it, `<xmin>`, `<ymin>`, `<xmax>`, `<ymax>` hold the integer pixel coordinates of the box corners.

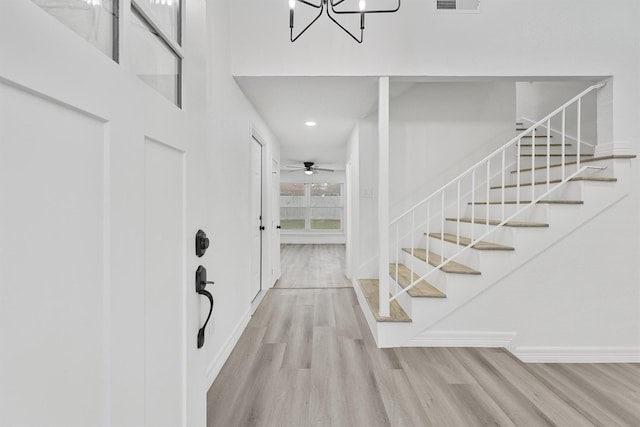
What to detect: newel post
<box><xmin>378</xmin><ymin>76</ymin><xmax>390</xmax><ymax>317</ymax></box>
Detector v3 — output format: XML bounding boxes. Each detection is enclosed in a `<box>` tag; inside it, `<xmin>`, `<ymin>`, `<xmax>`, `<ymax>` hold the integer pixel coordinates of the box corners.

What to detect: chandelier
<box><xmin>289</xmin><ymin>0</ymin><xmax>401</xmax><ymax>43</ymax></box>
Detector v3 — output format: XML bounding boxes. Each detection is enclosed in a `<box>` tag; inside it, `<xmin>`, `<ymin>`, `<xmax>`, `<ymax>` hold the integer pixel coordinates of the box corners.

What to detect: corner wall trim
<box><xmin>205</xmin><ymin>309</ymin><xmax>251</xmax><ymax>389</ymax></box>
<box><xmin>513</xmin><ymin>346</ymin><xmax>640</xmax><ymax>363</ymax></box>
<box><xmin>405</xmin><ymin>331</ymin><xmax>516</xmax><ymax>349</ymax></box>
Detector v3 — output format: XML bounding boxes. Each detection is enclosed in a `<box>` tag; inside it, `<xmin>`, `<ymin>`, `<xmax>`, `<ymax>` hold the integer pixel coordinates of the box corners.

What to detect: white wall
<box><xmin>345</xmin><ymin>124</ymin><xmax>360</xmax><ymax>278</ymax></box>
<box><xmin>389</xmin><ymin>82</ymin><xmax>515</xmax><ymax>219</ymax></box>
<box><xmin>516</xmin><ymin>81</ymin><xmax>598</xmax><ymax>146</ymax></box>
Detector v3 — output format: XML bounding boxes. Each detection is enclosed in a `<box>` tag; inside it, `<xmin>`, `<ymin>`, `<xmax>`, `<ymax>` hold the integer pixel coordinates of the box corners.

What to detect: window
<box><xmin>281</xmin><ymin>183</ymin><xmax>343</xmax><ymax>231</ymax></box>
<box><xmin>32</xmin><ymin>0</ymin><xmax>119</xmax><ymax>60</ymax></box>
<box><xmin>130</xmin><ymin>0</ymin><xmax>183</xmax><ymax>106</ymax></box>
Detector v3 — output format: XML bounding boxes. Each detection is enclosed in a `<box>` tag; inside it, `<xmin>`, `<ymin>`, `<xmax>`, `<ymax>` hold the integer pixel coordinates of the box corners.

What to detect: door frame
<box><xmin>250</xmin><ymin>128</ymin><xmax>267</xmax><ymax>306</ymax></box>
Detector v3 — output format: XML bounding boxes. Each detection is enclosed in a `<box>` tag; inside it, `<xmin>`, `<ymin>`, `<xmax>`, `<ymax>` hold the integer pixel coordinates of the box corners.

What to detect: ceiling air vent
<box><xmin>437</xmin><ymin>0</ymin><xmax>457</xmax><ymax>9</ymax></box>
<box><xmin>436</xmin><ymin>0</ymin><xmax>480</xmax><ymax>12</ymax></box>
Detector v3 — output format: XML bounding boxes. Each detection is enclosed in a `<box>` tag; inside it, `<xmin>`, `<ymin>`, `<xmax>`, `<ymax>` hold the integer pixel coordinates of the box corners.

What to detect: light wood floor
<box><xmin>276</xmin><ymin>244</ymin><xmax>352</xmax><ymax>288</ymax></box>
<box><xmin>207</xmin><ymin>288</ymin><xmax>640</xmax><ymax>427</ymax></box>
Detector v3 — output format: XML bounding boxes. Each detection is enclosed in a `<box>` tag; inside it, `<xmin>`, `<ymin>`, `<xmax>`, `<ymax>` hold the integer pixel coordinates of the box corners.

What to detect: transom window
<box><xmin>281</xmin><ymin>183</ymin><xmax>343</xmax><ymax>231</ymax></box>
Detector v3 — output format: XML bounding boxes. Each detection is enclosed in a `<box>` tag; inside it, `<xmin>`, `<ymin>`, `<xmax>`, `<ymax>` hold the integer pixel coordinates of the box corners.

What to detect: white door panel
<box><xmin>144</xmin><ymin>139</ymin><xmax>185</xmax><ymax>427</ymax></box>
<box><xmin>0</xmin><ymin>82</ymin><xmax>107</xmax><ymax>427</ymax></box>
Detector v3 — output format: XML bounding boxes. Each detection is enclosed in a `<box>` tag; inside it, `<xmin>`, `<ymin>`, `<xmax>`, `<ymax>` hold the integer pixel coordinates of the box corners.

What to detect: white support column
<box><xmin>378</xmin><ymin>76</ymin><xmax>390</xmax><ymax>317</ymax></box>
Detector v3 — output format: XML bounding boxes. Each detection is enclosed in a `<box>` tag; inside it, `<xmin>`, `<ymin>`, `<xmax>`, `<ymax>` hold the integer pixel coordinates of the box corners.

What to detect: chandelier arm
<box><xmin>291</xmin><ymin>0</ymin><xmax>325</xmax><ymax>42</ymax></box>
<box><xmin>330</xmin><ymin>0</ymin><xmax>400</xmax><ymax>14</ymax></box>
<box><xmin>298</xmin><ymin>0</ymin><xmax>322</xmax><ymax>8</ymax></box>
<box><xmin>326</xmin><ymin>4</ymin><xmax>363</xmax><ymax>43</ymax></box>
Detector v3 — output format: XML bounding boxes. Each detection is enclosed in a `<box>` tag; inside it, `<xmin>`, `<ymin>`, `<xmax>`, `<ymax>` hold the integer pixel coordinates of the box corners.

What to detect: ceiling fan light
<box><xmin>304</xmin><ymin>170</ymin><xmax>314</xmax><ymax>175</ymax></box>
<box><xmin>289</xmin><ymin>0</ymin><xmax>295</xmax><ymax>9</ymax></box>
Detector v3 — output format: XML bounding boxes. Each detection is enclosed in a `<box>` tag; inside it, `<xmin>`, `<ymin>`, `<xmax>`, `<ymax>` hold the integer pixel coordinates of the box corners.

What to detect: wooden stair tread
<box><xmin>511</xmin><ymin>155</ymin><xmax>636</xmax><ymax>174</ymax></box>
<box><xmin>389</xmin><ymin>264</ymin><xmax>446</xmax><ymax>298</ymax></box>
<box><xmin>402</xmin><ymin>248</ymin><xmax>481</xmax><ymax>275</ymax></box>
<box><xmin>427</xmin><ymin>233</ymin><xmax>514</xmax><ymax>251</ymax></box>
<box><xmin>491</xmin><ymin>177</ymin><xmax>617</xmax><ymax>189</ymax></box>
<box><xmin>470</xmin><ymin>200</ymin><xmax>583</xmax><ymax>205</ymax></box>
<box><xmin>358</xmin><ymin>279</ymin><xmax>412</xmax><ymax>322</ymax></box>
<box><xmin>448</xmin><ymin>217</ymin><xmax>549</xmax><ymax>227</ymax></box>
<box><xmin>519</xmin><ymin>153</ymin><xmax>593</xmax><ymax>157</ymax></box>
<box><xmin>520</xmin><ymin>143</ymin><xmax>570</xmax><ymax>147</ymax></box>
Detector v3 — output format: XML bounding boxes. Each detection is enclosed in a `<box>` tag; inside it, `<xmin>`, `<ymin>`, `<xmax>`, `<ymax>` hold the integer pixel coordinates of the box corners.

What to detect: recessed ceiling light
<box><xmin>305</xmin><ymin>121</ymin><xmax>317</xmax><ymax>127</ymax></box>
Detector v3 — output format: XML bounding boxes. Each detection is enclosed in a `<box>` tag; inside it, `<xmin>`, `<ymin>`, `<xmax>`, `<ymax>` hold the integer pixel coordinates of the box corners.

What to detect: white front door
<box><xmin>0</xmin><ymin>1</ymin><xmax>194</xmax><ymax>425</ymax></box>
<box><xmin>250</xmin><ymin>138</ymin><xmax>263</xmax><ymax>300</ymax></box>
<box><xmin>144</xmin><ymin>140</ymin><xmax>185</xmax><ymax>427</ymax></box>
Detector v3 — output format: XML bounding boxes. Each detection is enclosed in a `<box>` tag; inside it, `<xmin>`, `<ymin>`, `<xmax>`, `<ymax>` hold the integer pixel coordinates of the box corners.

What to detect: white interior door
<box><xmin>250</xmin><ymin>138</ymin><xmax>263</xmax><ymax>300</ymax></box>
<box><xmin>271</xmin><ymin>159</ymin><xmax>281</xmax><ymax>284</ymax></box>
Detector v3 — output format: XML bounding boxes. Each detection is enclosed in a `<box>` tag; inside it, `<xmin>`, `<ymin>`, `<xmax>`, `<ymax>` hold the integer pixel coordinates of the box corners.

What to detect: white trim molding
<box><xmin>405</xmin><ymin>331</ymin><xmax>516</xmax><ymax>349</ymax></box>
<box><xmin>205</xmin><ymin>309</ymin><xmax>251</xmax><ymax>389</ymax></box>
<box><xmin>594</xmin><ymin>140</ymin><xmax>633</xmax><ymax>157</ymax></box>
<box><xmin>513</xmin><ymin>346</ymin><xmax>640</xmax><ymax>363</ymax></box>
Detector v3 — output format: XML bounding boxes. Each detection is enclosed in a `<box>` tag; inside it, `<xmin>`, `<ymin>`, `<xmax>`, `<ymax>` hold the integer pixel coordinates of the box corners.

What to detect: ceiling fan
<box><xmin>285</xmin><ymin>161</ymin><xmax>334</xmax><ymax>175</ymax></box>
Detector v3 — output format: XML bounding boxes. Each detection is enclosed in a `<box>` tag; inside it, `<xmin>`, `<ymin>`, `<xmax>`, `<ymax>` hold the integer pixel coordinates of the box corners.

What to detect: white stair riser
<box><xmin>518</xmin><ymin>145</ymin><xmax>577</xmax><ymax>156</ymax></box>
<box><xmin>399</xmin><ymin>250</ymin><xmax>448</xmax><ymax>291</ymax></box>
<box><xmin>443</xmin><ymin>221</ymin><xmax>516</xmax><ymax>245</ymax></box>
<box><xmin>518</xmin><ymin>155</ymin><xmax>594</xmax><ymax>169</ymax></box>
<box><xmin>464</xmin><ymin>203</ymin><xmax>549</xmax><ymax>222</ymax></box>
<box><xmin>489</xmin><ymin>181</ymin><xmax>583</xmax><ymax>200</ymax></box>
<box><xmin>502</xmin><ymin>161</ymin><xmax>617</xmax><ymax>185</ymax></box>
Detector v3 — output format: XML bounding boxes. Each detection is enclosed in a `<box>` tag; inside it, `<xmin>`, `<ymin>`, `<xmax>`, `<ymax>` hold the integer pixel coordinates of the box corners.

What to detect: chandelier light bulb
<box><xmin>289</xmin><ymin>0</ymin><xmax>296</xmax><ymax>10</ymax></box>
<box><xmin>359</xmin><ymin>0</ymin><xmax>366</xmax><ymax>11</ymax></box>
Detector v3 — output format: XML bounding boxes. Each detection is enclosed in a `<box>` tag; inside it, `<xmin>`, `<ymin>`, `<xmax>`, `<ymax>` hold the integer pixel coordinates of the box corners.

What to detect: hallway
<box><xmin>206</xmin><ymin>245</ymin><xmax>640</xmax><ymax>426</ymax></box>
<box><xmin>276</xmin><ymin>244</ymin><xmax>352</xmax><ymax>288</ymax></box>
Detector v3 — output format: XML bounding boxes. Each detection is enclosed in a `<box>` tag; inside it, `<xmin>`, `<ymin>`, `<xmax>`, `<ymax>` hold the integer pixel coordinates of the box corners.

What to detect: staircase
<box><xmin>355</xmin><ymin>83</ymin><xmax>636</xmax><ymax>348</ymax></box>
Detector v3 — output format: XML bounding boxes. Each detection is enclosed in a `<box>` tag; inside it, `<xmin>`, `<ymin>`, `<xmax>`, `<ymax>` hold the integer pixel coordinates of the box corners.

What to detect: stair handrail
<box><xmin>385</xmin><ymin>82</ymin><xmax>606</xmax><ymax>313</ymax></box>
<box><xmin>391</xmin><ymin>82</ymin><xmax>605</xmax><ymax>225</ymax></box>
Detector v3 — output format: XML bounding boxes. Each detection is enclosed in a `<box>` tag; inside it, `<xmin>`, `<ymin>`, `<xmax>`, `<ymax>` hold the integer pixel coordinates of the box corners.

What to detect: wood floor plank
<box><xmin>449</xmin><ymin>347</ymin><xmax>559</xmax><ymax>426</ymax></box>
<box><xmin>528</xmin><ymin>363</ymin><xmax>640</xmax><ymax>427</ymax></box>
<box><xmin>478</xmin><ymin>350</ymin><xmax>596</xmax><ymax>426</ymax></box>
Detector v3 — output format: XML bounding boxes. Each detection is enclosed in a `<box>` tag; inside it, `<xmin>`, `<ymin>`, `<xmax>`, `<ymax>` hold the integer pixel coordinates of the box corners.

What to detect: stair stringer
<box><xmin>374</xmin><ymin>158</ymin><xmax>632</xmax><ymax>348</ymax></box>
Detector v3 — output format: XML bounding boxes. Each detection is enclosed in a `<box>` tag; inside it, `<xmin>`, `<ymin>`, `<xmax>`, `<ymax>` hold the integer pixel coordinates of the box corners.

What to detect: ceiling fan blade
<box><xmin>314</xmin><ymin>168</ymin><xmax>334</xmax><ymax>172</ymax></box>
<box><xmin>284</xmin><ymin>165</ymin><xmax>304</xmax><ymax>169</ymax></box>
<box><xmin>287</xmin><ymin>169</ymin><xmax>304</xmax><ymax>173</ymax></box>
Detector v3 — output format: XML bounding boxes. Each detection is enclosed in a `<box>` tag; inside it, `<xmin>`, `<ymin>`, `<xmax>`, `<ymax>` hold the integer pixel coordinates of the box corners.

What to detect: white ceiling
<box><xmin>235</xmin><ymin>76</ymin><xmax>380</xmax><ymax>171</ymax></box>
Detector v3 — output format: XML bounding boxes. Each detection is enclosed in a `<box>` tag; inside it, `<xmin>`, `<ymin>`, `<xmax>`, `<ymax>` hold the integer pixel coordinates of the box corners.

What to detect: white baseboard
<box><xmin>513</xmin><ymin>346</ymin><xmax>640</xmax><ymax>363</ymax></box>
<box><xmin>405</xmin><ymin>331</ymin><xmax>516</xmax><ymax>350</ymax></box>
<box><xmin>205</xmin><ymin>309</ymin><xmax>251</xmax><ymax>389</ymax></box>
<box><xmin>594</xmin><ymin>141</ymin><xmax>633</xmax><ymax>157</ymax></box>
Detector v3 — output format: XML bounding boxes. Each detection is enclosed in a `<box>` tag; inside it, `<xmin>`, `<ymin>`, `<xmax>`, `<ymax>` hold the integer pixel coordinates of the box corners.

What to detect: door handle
<box><xmin>259</xmin><ymin>226</ymin><xmax>265</xmax><ymax>231</ymax></box>
<box><xmin>276</xmin><ymin>225</ymin><xmax>281</xmax><ymax>229</ymax></box>
<box><xmin>195</xmin><ymin>265</ymin><xmax>215</xmax><ymax>349</ymax></box>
